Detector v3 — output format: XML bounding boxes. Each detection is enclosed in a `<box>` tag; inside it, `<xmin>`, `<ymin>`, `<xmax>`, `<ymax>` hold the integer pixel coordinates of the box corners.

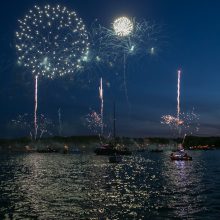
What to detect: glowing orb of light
<box><xmin>150</xmin><ymin>47</ymin><xmax>155</xmax><ymax>54</ymax></box>
<box><xmin>15</xmin><ymin>5</ymin><xmax>89</xmax><ymax>79</ymax></box>
<box><xmin>113</xmin><ymin>17</ymin><xmax>133</xmax><ymax>37</ymax></box>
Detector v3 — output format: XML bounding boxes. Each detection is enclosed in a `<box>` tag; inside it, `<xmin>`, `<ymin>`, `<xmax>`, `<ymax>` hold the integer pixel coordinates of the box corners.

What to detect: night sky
<box><xmin>0</xmin><ymin>0</ymin><xmax>220</xmax><ymax>138</ymax></box>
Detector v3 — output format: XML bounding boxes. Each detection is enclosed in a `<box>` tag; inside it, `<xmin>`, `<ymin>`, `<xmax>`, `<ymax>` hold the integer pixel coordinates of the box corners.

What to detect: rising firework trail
<box><xmin>99</xmin><ymin>77</ymin><xmax>104</xmax><ymax>135</ymax></box>
<box><xmin>177</xmin><ymin>70</ymin><xmax>182</xmax><ymax>135</ymax></box>
<box><xmin>177</xmin><ymin>70</ymin><xmax>181</xmax><ymax>120</ymax></box>
<box><xmin>34</xmin><ymin>75</ymin><xmax>38</xmax><ymax>140</ymax></box>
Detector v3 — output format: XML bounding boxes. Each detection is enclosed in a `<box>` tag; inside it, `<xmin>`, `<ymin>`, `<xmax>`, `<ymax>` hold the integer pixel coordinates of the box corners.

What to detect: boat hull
<box><xmin>170</xmin><ymin>155</ymin><xmax>192</xmax><ymax>161</ymax></box>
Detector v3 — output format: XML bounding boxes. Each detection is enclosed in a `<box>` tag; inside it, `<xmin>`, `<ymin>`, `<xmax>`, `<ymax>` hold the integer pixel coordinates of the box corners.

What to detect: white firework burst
<box><xmin>113</xmin><ymin>17</ymin><xmax>133</xmax><ymax>37</ymax></box>
<box><xmin>15</xmin><ymin>5</ymin><xmax>90</xmax><ymax>79</ymax></box>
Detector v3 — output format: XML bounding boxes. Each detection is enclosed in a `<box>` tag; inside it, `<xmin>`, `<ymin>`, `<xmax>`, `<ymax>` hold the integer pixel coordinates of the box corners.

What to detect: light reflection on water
<box><xmin>0</xmin><ymin>150</ymin><xmax>220</xmax><ymax>219</ymax></box>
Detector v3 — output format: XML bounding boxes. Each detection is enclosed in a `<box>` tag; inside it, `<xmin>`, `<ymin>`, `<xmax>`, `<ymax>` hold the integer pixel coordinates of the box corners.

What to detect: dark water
<box><xmin>0</xmin><ymin>150</ymin><xmax>220</xmax><ymax>219</ymax></box>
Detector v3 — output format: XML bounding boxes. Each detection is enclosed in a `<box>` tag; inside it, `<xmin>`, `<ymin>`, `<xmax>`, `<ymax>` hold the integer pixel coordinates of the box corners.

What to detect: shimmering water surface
<box><xmin>1</xmin><ymin>150</ymin><xmax>220</xmax><ymax>219</ymax></box>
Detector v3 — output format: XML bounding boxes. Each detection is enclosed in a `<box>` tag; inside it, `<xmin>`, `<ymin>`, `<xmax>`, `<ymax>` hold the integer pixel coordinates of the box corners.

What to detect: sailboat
<box><xmin>94</xmin><ymin>102</ymin><xmax>132</xmax><ymax>156</ymax></box>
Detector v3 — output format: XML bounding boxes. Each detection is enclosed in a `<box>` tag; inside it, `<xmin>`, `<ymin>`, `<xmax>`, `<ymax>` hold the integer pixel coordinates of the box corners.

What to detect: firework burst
<box><xmin>79</xmin><ymin>19</ymin><xmax>161</xmax><ymax>75</ymax></box>
<box><xmin>161</xmin><ymin>110</ymin><xmax>200</xmax><ymax>136</ymax></box>
<box><xmin>84</xmin><ymin>110</ymin><xmax>104</xmax><ymax>134</ymax></box>
<box><xmin>113</xmin><ymin>17</ymin><xmax>133</xmax><ymax>37</ymax></box>
<box><xmin>11</xmin><ymin>113</ymin><xmax>54</xmax><ymax>140</ymax></box>
<box><xmin>15</xmin><ymin>5</ymin><xmax>89</xmax><ymax>79</ymax></box>
<box><xmin>95</xmin><ymin>19</ymin><xmax>161</xmax><ymax>62</ymax></box>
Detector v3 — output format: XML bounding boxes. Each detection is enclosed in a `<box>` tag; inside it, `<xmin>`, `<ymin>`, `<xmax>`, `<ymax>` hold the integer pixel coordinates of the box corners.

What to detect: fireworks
<box><xmin>15</xmin><ymin>5</ymin><xmax>90</xmax><ymax>139</ymax></box>
<box><xmin>181</xmin><ymin>110</ymin><xmax>200</xmax><ymax>134</ymax></box>
<box><xmin>86</xmin><ymin>18</ymin><xmax>160</xmax><ymax>110</ymax></box>
<box><xmin>161</xmin><ymin>110</ymin><xmax>199</xmax><ymax>135</ymax></box>
<box><xmin>161</xmin><ymin>70</ymin><xmax>200</xmax><ymax>136</ymax></box>
<box><xmin>15</xmin><ymin>5</ymin><xmax>89</xmax><ymax>79</ymax></box>
<box><xmin>34</xmin><ymin>75</ymin><xmax>38</xmax><ymax>140</ymax></box>
<box><xmin>87</xmin><ymin>19</ymin><xmax>160</xmax><ymax>66</ymax></box>
<box><xmin>113</xmin><ymin>17</ymin><xmax>133</xmax><ymax>37</ymax></box>
<box><xmin>74</xmin><ymin>18</ymin><xmax>161</xmax><ymax>87</ymax></box>
<box><xmin>84</xmin><ymin>110</ymin><xmax>103</xmax><ymax>134</ymax></box>
<box><xmin>177</xmin><ymin>70</ymin><xmax>181</xmax><ymax>120</ymax></box>
<box><xmin>161</xmin><ymin>70</ymin><xmax>182</xmax><ymax>135</ymax></box>
<box><xmin>11</xmin><ymin>113</ymin><xmax>54</xmax><ymax>139</ymax></box>
<box><xmin>99</xmin><ymin>78</ymin><xmax>104</xmax><ymax>135</ymax></box>
<box><xmin>161</xmin><ymin>115</ymin><xmax>184</xmax><ymax>127</ymax></box>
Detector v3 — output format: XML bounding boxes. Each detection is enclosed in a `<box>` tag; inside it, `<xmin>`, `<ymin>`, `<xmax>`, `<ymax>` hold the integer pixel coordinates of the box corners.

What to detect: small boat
<box><xmin>109</xmin><ymin>155</ymin><xmax>122</xmax><ymax>163</ymax></box>
<box><xmin>170</xmin><ymin>151</ymin><xmax>192</xmax><ymax>161</ymax></box>
<box><xmin>170</xmin><ymin>137</ymin><xmax>192</xmax><ymax>161</ymax></box>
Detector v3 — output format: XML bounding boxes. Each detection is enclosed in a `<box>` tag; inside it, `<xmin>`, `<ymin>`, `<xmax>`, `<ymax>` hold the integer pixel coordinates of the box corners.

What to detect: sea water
<box><xmin>0</xmin><ymin>150</ymin><xmax>220</xmax><ymax>219</ymax></box>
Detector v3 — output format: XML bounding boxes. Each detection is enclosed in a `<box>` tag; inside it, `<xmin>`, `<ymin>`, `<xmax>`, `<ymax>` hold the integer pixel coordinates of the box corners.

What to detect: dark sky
<box><xmin>0</xmin><ymin>0</ymin><xmax>220</xmax><ymax>138</ymax></box>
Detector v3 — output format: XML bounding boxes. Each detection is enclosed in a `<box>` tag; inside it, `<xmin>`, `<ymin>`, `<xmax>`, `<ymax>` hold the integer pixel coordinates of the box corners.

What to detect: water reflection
<box><xmin>0</xmin><ymin>151</ymin><xmax>219</xmax><ymax>219</ymax></box>
<box><xmin>161</xmin><ymin>151</ymin><xmax>207</xmax><ymax>218</ymax></box>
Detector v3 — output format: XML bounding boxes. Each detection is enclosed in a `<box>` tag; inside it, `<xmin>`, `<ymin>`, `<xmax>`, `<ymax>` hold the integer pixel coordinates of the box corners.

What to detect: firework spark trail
<box><xmin>177</xmin><ymin>70</ymin><xmax>181</xmax><ymax>120</ymax></box>
<box><xmin>176</xmin><ymin>70</ymin><xmax>181</xmax><ymax>135</ymax></box>
<box><xmin>34</xmin><ymin>75</ymin><xmax>38</xmax><ymax>140</ymax></box>
<box><xmin>99</xmin><ymin>78</ymin><xmax>104</xmax><ymax>135</ymax></box>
